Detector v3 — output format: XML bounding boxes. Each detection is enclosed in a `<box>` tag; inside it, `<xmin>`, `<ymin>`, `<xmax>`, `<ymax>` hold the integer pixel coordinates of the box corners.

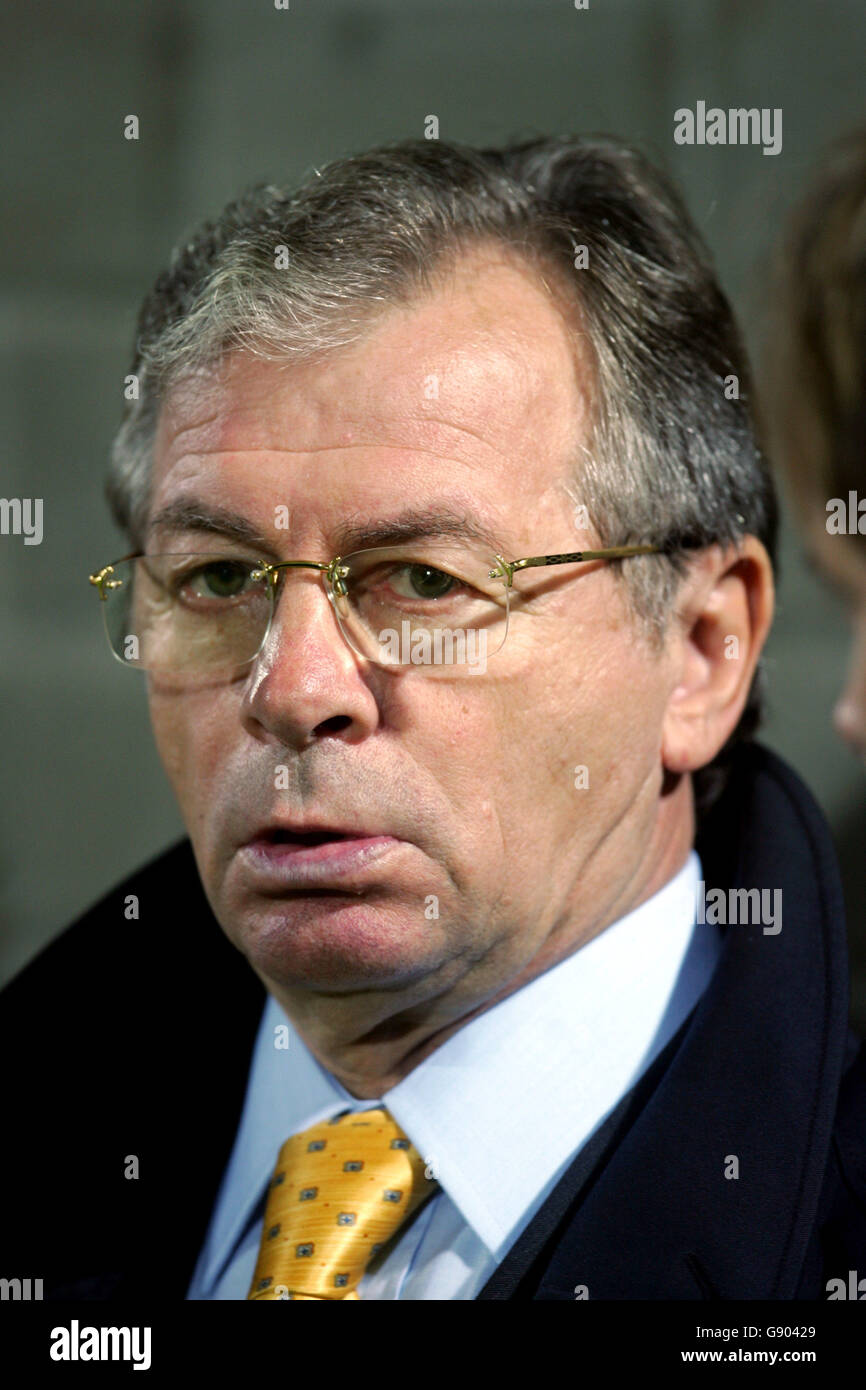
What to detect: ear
<box><xmin>661</xmin><ymin>537</ymin><xmax>775</xmax><ymax>775</ymax></box>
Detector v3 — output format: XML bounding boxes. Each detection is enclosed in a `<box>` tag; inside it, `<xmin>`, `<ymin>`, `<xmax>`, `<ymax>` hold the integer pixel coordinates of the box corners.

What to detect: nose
<box><xmin>832</xmin><ymin>609</ymin><xmax>866</xmax><ymax>762</ymax></box>
<box><xmin>240</xmin><ymin>568</ymin><xmax>380</xmax><ymax>750</ymax></box>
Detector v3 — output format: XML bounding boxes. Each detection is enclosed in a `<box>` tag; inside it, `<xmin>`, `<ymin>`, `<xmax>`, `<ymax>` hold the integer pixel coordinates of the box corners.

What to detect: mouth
<box><xmin>239</xmin><ymin>826</ymin><xmax>403</xmax><ymax>889</ymax></box>
<box><xmin>263</xmin><ymin>828</ymin><xmax>355</xmax><ymax>847</ymax></box>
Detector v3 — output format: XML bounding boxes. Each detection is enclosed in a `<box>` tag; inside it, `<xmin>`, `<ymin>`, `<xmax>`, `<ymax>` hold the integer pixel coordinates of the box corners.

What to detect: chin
<box><xmin>235</xmin><ymin>896</ymin><xmax>444</xmax><ymax>992</ymax></box>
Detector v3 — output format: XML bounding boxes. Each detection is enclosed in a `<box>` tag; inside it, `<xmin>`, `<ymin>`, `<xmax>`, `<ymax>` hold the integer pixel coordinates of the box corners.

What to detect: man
<box><xmin>3</xmin><ymin>135</ymin><xmax>865</xmax><ymax>1301</ymax></box>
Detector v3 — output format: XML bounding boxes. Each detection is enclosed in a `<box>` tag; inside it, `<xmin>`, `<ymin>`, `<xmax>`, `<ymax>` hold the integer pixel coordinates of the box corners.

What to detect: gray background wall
<box><xmin>2</xmin><ymin>0</ymin><xmax>864</xmax><ymax>1017</ymax></box>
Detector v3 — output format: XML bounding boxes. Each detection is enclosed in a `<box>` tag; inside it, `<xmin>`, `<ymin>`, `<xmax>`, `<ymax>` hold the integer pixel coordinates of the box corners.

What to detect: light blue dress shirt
<box><xmin>187</xmin><ymin>849</ymin><xmax>720</xmax><ymax>1300</ymax></box>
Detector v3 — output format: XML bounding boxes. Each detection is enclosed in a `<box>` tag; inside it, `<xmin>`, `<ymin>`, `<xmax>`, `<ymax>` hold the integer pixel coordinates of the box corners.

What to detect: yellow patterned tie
<box><xmin>247</xmin><ymin>1107</ymin><xmax>439</xmax><ymax>1300</ymax></box>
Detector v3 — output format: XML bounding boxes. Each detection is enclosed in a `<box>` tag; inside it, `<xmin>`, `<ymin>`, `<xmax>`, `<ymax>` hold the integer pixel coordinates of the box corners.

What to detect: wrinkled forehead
<box><xmin>150</xmin><ymin>250</ymin><xmax>594</xmax><ymax>546</ymax></box>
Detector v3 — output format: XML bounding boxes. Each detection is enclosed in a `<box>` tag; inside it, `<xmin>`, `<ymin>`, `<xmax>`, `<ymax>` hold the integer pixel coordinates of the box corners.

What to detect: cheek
<box><xmin>147</xmin><ymin>687</ymin><xmax>233</xmax><ymax>814</ymax></box>
<box><xmin>496</xmin><ymin>633</ymin><xmax>665</xmax><ymax>833</ymax></box>
<box><xmin>396</xmin><ymin>685</ymin><xmax>509</xmax><ymax>803</ymax></box>
<box><xmin>403</xmin><ymin>673</ymin><xmax>579</xmax><ymax>853</ymax></box>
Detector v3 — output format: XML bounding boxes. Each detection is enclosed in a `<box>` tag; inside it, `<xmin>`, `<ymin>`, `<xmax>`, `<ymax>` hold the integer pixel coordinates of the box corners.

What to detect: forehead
<box><xmin>151</xmin><ymin>246</ymin><xmax>592</xmax><ymax>539</ymax></box>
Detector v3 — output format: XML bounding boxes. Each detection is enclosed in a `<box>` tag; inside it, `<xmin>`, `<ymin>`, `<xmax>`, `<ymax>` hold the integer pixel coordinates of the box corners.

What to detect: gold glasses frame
<box><xmin>87</xmin><ymin>541</ymin><xmax>666</xmax><ymax>672</ymax></box>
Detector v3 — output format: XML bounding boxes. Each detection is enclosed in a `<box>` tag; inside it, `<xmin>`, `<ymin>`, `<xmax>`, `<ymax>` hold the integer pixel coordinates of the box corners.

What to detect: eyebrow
<box><xmin>147</xmin><ymin>499</ymin><xmax>506</xmax><ymax>556</ymax></box>
<box><xmin>336</xmin><ymin>506</ymin><xmax>504</xmax><ymax>554</ymax></box>
<box><xmin>148</xmin><ymin>500</ymin><xmax>273</xmax><ymax>550</ymax></box>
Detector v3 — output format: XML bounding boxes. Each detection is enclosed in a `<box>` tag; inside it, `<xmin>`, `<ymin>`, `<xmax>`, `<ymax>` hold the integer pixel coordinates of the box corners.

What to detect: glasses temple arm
<box><xmin>491</xmin><ymin>544</ymin><xmax>664</xmax><ymax>584</ymax></box>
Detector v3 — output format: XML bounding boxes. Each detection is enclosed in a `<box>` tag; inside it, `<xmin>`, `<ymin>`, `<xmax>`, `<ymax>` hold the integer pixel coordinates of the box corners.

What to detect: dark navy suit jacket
<box><xmin>2</xmin><ymin>740</ymin><xmax>865</xmax><ymax>1299</ymax></box>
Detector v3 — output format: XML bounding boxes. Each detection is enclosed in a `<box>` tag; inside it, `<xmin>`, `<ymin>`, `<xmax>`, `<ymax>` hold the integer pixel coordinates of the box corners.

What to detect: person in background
<box><xmin>760</xmin><ymin>126</ymin><xmax>866</xmax><ymax>1031</ymax></box>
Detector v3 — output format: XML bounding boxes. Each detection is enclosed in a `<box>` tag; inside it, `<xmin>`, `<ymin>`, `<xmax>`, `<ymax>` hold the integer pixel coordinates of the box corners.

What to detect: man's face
<box><xmin>146</xmin><ymin>246</ymin><xmax>680</xmax><ymax>1022</ymax></box>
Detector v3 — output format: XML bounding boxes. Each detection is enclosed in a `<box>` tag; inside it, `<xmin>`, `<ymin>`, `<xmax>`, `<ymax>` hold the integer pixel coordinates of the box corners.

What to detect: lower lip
<box><xmin>239</xmin><ymin>835</ymin><xmax>402</xmax><ymax>888</ymax></box>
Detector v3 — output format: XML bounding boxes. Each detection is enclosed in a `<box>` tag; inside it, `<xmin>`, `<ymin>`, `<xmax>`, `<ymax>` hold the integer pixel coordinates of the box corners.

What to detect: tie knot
<box><xmin>248</xmin><ymin>1107</ymin><xmax>439</xmax><ymax>1299</ymax></box>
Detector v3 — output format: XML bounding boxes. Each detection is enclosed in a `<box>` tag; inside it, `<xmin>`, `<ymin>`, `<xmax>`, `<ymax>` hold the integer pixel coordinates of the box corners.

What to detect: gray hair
<box><xmin>107</xmin><ymin>135</ymin><xmax>778</xmax><ymax>815</ymax></box>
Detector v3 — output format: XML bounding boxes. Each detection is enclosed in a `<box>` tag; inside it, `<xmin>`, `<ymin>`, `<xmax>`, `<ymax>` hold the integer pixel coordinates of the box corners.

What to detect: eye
<box><xmin>389</xmin><ymin>563</ymin><xmax>460</xmax><ymax>601</ymax></box>
<box><xmin>180</xmin><ymin>559</ymin><xmax>256</xmax><ymax>601</ymax></box>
